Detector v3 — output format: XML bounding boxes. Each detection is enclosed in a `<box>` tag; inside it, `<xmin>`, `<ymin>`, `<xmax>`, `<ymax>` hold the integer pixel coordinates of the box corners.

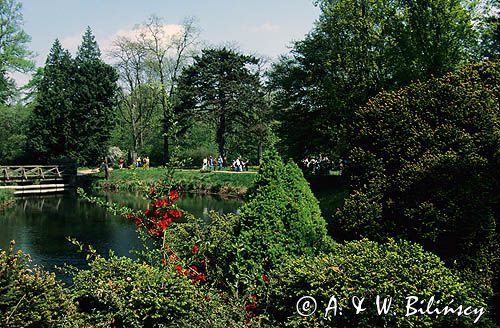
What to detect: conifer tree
<box><xmin>73</xmin><ymin>27</ymin><xmax>118</xmax><ymax>165</ymax></box>
<box><xmin>26</xmin><ymin>39</ymin><xmax>74</xmax><ymax>161</ymax></box>
<box><xmin>26</xmin><ymin>29</ymin><xmax>118</xmax><ymax>165</ymax></box>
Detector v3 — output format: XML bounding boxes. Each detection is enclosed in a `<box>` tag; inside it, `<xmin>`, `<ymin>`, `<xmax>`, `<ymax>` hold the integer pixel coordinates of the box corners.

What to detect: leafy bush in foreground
<box><xmin>268</xmin><ymin>239</ymin><xmax>495</xmax><ymax>327</ymax></box>
<box><xmin>0</xmin><ymin>242</ymin><xmax>76</xmax><ymax>327</ymax></box>
<box><xmin>71</xmin><ymin>253</ymin><xmax>199</xmax><ymax>327</ymax></box>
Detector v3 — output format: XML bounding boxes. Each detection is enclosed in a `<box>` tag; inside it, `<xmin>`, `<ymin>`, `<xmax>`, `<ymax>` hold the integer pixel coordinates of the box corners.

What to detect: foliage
<box><xmin>71</xmin><ymin>252</ymin><xmax>199</xmax><ymax>327</ymax></box>
<box><xmin>175</xmin><ymin>47</ymin><xmax>268</xmax><ymax>163</ymax></box>
<box><xmin>269</xmin><ymin>0</ymin><xmax>479</xmax><ymax>160</ymax></box>
<box><xmin>479</xmin><ymin>0</ymin><xmax>500</xmax><ymax>59</ymax></box>
<box><xmin>232</xmin><ymin>150</ymin><xmax>334</xmax><ymax>290</ymax></box>
<box><xmin>268</xmin><ymin>239</ymin><xmax>494</xmax><ymax>327</ymax></box>
<box><xmin>176</xmin><ymin>120</ymin><xmax>219</xmax><ymax>167</ymax></box>
<box><xmin>0</xmin><ymin>189</ymin><xmax>14</xmax><ymax>209</ymax></box>
<box><xmin>337</xmin><ymin>60</ymin><xmax>500</xmax><ymax>293</ymax></box>
<box><xmin>0</xmin><ymin>242</ymin><xmax>76</xmax><ymax>327</ymax></box>
<box><xmin>0</xmin><ymin>103</ymin><xmax>30</xmax><ymax>163</ymax></box>
<box><xmin>26</xmin><ymin>28</ymin><xmax>118</xmax><ymax>166</ymax></box>
<box><xmin>0</xmin><ymin>0</ymin><xmax>34</xmax><ymax>103</ymax></box>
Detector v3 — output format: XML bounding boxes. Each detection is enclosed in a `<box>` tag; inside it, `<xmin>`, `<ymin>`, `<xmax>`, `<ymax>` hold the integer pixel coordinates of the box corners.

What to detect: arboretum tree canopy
<box><xmin>175</xmin><ymin>47</ymin><xmax>266</xmax><ymax>162</ymax></box>
<box><xmin>26</xmin><ymin>28</ymin><xmax>118</xmax><ymax>165</ymax></box>
<box><xmin>0</xmin><ymin>0</ymin><xmax>33</xmax><ymax>102</ymax></box>
<box><xmin>269</xmin><ymin>0</ymin><xmax>479</xmax><ymax>161</ymax></box>
<box><xmin>336</xmin><ymin>60</ymin><xmax>500</xmax><ymax>295</ymax></box>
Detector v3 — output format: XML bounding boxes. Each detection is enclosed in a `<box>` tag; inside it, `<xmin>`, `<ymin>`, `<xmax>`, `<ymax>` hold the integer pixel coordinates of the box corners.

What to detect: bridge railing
<box><xmin>0</xmin><ymin>165</ymin><xmax>74</xmax><ymax>183</ymax></box>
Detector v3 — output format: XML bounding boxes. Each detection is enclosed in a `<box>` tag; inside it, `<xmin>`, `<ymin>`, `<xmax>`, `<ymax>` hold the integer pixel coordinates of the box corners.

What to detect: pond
<box><xmin>0</xmin><ymin>191</ymin><xmax>241</xmax><ymax>279</ymax></box>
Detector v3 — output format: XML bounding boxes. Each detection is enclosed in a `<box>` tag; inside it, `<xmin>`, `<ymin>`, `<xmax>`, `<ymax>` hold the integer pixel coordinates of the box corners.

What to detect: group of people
<box><xmin>135</xmin><ymin>156</ymin><xmax>150</xmax><ymax>168</ymax></box>
<box><xmin>201</xmin><ymin>155</ymin><xmax>249</xmax><ymax>172</ymax></box>
<box><xmin>116</xmin><ymin>156</ymin><xmax>150</xmax><ymax>169</ymax></box>
<box><xmin>301</xmin><ymin>154</ymin><xmax>331</xmax><ymax>175</ymax></box>
<box><xmin>202</xmin><ymin>155</ymin><xmax>221</xmax><ymax>171</ymax></box>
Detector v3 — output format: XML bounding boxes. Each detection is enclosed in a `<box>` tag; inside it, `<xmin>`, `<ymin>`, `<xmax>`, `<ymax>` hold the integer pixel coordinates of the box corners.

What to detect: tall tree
<box><xmin>480</xmin><ymin>0</ymin><xmax>500</xmax><ymax>58</ymax></box>
<box><xmin>110</xmin><ymin>33</ymin><xmax>162</xmax><ymax>160</ymax></box>
<box><xmin>175</xmin><ymin>48</ymin><xmax>266</xmax><ymax>162</ymax></box>
<box><xmin>26</xmin><ymin>39</ymin><xmax>74</xmax><ymax>162</ymax></box>
<box><xmin>27</xmin><ymin>29</ymin><xmax>118</xmax><ymax>165</ymax></box>
<box><xmin>73</xmin><ymin>27</ymin><xmax>119</xmax><ymax>165</ymax></box>
<box><xmin>269</xmin><ymin>0</ymin><xmax>478</xmax><ymax>161</ymax></box>
<box><xmin>137</xmin><ymin>15</ymin><xmax>199</xmax><ymax>164</ymax></box>
<box><xmin>0</xmin><ymin>0</ymin><xmax>34</xmax><ymax>102</ymax></box>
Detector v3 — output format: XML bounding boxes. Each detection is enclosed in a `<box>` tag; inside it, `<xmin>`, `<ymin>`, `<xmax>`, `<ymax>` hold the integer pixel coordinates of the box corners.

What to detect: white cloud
<box><xmin>101</xmin><ymin>23</ymin><xmax>184</xmax><ymax>59</ymax></box>
<box><xmin>60</xmin><ymin>31</ymin><xmax>85</xmax><ymax>54</ymax></box>
<box><xmin>249</xmin><ymin>22</ymin><xmax>280</xmax><ymax>33</ymax></box>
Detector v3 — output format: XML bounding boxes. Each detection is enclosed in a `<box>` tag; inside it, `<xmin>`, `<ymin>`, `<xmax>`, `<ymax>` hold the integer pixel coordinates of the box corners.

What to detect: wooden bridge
<box><xmin>0</xmin><ymin>165</ymin><xmax>77</xmax><ymax>195</ymax></box>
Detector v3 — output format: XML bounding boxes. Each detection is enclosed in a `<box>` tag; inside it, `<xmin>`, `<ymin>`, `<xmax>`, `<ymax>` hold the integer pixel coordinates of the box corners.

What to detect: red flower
<box><xmin>154</xmin><ymin>199</ymin><xmax>164</xmax><ymax>208</ymax></box>
<box><xmin>161</xmin><ymin>258</ymin><xmax>167</xmax><ymax>266</ymax></box>
<box><xmin>191</xmin><ymin>245</ymin><xmax>199</xmax><ymax>254</ymax></box>
<box><xmin>169</xmin><ymin>209</ymin><xmax>182</xmax><ymax>219</ymax></box>
<box><xmin>192</xmin><ymin>273</ymin><xmax>206</xmax><ymax>284</ymax></box>
<box><xmin>134</xmin><ymin>217</ymin><xmax>143</xmax><ymax>227</ymax></box>
<box><xmin>262</xmin><ymin>274</ymin><xmax>270</xmax><ymax>284</ymax></box>
<box><xmin>245</xmin><ymin>303</ymin><xmax>257</xmax><ymax>312</ymax></box>
<box><xmin>169</xmin><ymin>190</ymin><xmax>179</xmax><ymax>201</ymax></box>
<box><xmin>148</xmin><ymin>187</ymin><xmax>155</xmax><ymax>195</ymax></box>
<box><xmin>175</xmin><ymin>265</ymin><xmax>183</xmax><ymax>274</ymax></box>
<box><xmin>157</xmin><ymin>219</ymin><xmax>169</xmax><ymax>231</ymax></box>
<box><xmin>144</xmin><ymin>210</ymin><xmax>152</xmax><ymax>217</ymax></box>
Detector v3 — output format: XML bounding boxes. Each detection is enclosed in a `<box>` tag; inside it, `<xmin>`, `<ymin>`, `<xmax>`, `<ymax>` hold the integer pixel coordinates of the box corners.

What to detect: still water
<box><xmin>0</xmin><ymin>192</ymin><xmax>241</xmax><ymax>277</ymax></box>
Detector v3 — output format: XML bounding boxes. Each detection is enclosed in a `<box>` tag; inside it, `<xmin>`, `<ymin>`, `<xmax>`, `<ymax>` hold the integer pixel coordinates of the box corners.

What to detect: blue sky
<box><xmin>17</xmin><ymin>0</ymin><xmax>320</xmax><ymax>83</ymax></box>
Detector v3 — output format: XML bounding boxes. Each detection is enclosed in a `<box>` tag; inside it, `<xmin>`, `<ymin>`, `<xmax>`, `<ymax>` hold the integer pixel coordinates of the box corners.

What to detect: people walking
<box><xmin>218</xmin><ymin>155</ymin><xmax>223</xmax><ymax>171</ymax></box>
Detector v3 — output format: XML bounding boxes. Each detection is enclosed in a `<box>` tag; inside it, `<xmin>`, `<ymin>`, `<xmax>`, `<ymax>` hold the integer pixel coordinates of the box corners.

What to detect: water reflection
<box><xmin>0</xmin><ymin>192</ymin><xmax>241</xmax><ymax>280</ymax></box>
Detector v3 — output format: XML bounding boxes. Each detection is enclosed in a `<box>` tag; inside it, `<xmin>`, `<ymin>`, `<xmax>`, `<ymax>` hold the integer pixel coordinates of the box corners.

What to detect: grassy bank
<box><xmin>0</xmin><ymin>189</ymin><xmax>15</xmax><ymax>209</ymax></box>
<box><xmin>91</xmin><ymin>168</ymin><xmax>257</xmax><ymax>197</ymax></box>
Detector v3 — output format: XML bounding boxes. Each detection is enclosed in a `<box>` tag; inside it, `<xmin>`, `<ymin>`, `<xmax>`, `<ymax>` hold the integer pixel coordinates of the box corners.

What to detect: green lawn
<box><xmin>92</xmin><ymin>167</ymin><xmax>257</xmax><ymax>196</ymax></box>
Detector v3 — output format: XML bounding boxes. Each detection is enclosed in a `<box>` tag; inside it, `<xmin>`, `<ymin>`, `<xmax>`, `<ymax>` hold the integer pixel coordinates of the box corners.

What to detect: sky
<box><xmin>13</xmin><ymin>0</ymin><xmax>321</xmax><ymax>85</ymax></box>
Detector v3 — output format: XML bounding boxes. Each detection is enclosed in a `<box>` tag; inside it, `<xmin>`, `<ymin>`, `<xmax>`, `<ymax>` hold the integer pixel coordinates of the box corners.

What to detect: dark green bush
<box><xmin>338</xmin><ymin>60</ymin><xmax>500</xmax><ymax>292</ymax></box>
<box><xmin>0</xmin><ymin>242</ymin><xmax>76</xmax><ymax>327</ymax></box>
<box><xmin>268</xmin><ymin>239</ymin><xmax>495</xmax><ymax>327</ymax></box>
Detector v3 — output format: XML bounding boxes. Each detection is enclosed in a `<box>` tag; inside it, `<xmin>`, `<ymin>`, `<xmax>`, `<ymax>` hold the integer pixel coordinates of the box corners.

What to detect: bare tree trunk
<box><xmin>216</xmin><ymin>113</ymin><xmax>226</xmax><ymax>164</ymax></box>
